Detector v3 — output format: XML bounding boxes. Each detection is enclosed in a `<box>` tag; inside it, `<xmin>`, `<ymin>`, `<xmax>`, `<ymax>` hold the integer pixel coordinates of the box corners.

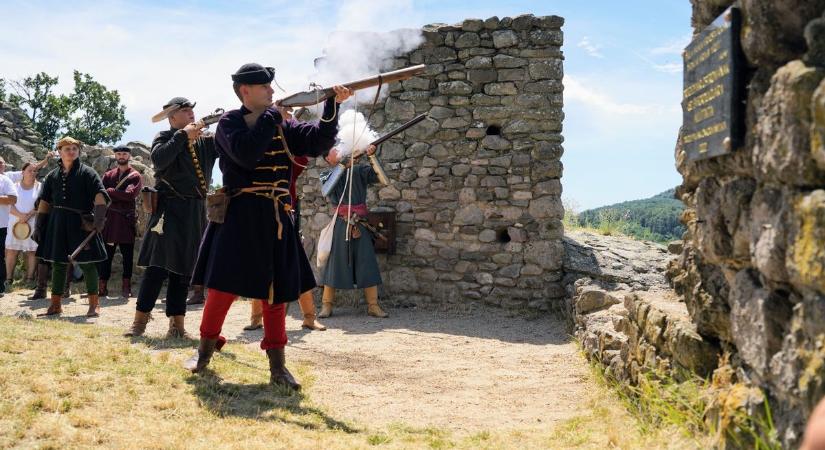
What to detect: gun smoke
<box><xmin>335</xmin><ymin>109</ymin><xmax>379</xmax><ymax>159</ymax></box>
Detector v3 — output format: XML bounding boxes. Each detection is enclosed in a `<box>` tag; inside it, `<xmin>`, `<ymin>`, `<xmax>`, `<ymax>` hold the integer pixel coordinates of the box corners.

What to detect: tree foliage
<box><xmin>577</xmin><ymin>189</ymin><xmax>685</xmax><ymax>243</ymax></box>
<box><xmin>1</xmin><ymin>71</ymin><xmax>129</xmax><ymax>148</ymax></box>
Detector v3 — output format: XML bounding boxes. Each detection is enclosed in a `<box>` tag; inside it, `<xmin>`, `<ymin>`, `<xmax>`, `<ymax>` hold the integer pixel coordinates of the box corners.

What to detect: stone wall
<box><xmin>567</xmin><ymin>230</ymin><xmax>721</xmax><ymax>385</ymax></box>
<box><xmin>297</xmin><ymin>14</ymin><xmax>566</xmax><ymax>313</ymax></box>
<box><xmin>669</xmin><ymin>1</ymin><xmax>825</xmax><ymax>446</ymax></box>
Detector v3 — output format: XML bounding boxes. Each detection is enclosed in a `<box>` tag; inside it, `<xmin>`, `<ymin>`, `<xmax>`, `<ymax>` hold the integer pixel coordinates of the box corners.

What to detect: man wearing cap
<box><xmin>124</xmin><ymin>97</ymin><xmax>217</xmax><ymax>338</ymax></box>
<box><xmin>185</xmin><ymin>63</ymin><xmax>351</xmax><ymax>390</ymax></box>
<box><xmin>32</xmin><ymin>136</ymin><xmax>109</xmax><ymax>316</ymax></box>
<box><xmin>0</xmin><ymin>157</ymin><xmax>18</xmax><ymax>297</ymax></box>
<box><xmin>98</xmin><ymin>145</ymin><xmax>142</xmax><ymax>299</ymax></box>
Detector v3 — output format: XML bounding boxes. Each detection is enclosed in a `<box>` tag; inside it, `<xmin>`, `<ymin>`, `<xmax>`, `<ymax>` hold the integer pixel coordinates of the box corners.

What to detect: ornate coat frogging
<box><xmin>192</xmin><ymin>98</ymin><xmax>338</xmax><ymax>303</ymax></box>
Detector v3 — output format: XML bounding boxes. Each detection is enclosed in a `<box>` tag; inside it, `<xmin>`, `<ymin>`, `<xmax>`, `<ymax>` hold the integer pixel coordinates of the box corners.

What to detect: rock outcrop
<box><xmin>670</xmin><ymin>2</ymin><xmax>825</xmax><ymax>447</ymax></box>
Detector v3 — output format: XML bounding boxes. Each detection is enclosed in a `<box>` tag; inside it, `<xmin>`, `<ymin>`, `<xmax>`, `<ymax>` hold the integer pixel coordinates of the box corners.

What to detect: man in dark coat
<box><xmin>244</xmin><ymin>147</ymin><xmax>326</xmax><ymax>332</ymax></box>
<box><xmin>98</xmin><ymin>145</ymin><xmax>142</xmax><ymax>298</ymax></box>
<box><xmin>185</xmin><ymin>63</ymin><xmax>351</xmax><ymax>390</ymax></box>
<box><xmin>317</xmin><ymin>145</ymin><xmax>388</xmax><ymax>319</ymax></box>
<box><xmin>33</xmin><ymin>136</ymin><xmax>110</xmax><ymax>317</ymax></box>
<box><xmin>124</xmin><ymin>97</ymin><xmax>218</xmax><ymax>339</ymax></box>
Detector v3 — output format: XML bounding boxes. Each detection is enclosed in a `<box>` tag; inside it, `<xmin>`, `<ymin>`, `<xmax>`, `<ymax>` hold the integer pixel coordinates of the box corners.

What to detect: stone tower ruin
<box><xmin>298</xmin><ymin>14</ymin><xmax>566</xmax><ymax>313</ymax></box>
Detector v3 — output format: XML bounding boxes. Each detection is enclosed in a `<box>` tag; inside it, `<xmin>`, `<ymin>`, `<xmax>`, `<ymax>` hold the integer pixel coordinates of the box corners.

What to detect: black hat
<box><xmin>231</xmin><ymin>63</ymin><xmax>275</xmax><ymax>85</ymax></box>
<box><xmin>113</xmin><ymin>145</ymin><xmax>132</xmax><ymax>154</ymax></box>
<box><xmin>162</xmin><ymin>97</ymin><xmax>196</xmax><ymax>109</ymax></box>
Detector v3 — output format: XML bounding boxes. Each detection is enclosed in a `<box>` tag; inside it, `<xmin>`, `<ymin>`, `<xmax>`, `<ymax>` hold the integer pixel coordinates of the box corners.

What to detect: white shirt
<box><xmin>0</xmin><ymin>173</ymin><xmax>19</xmax><ymax>228</ymax></box>
<box><xmin>5</xmin><ymin>171</ymin><xmax>22</xmax><ymax>183</ymax></box>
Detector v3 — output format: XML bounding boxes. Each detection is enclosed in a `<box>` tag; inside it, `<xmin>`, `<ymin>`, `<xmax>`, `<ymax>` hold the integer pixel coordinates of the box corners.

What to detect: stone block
<box><xmin>455</xmin><ymin>32</ymin><xmax>481</xmax><ymax>48</ymax></box>
<box><xmin>438</xmin><ymin>81</ymin><xmax>473</xmax><ymax>95</ymax></box>
<box><xmin>528</xmin><ymin>59</ymin><xmax>564</xmax><ymax>80</ymax></box>
<box><xmin>788</xmin><ymin>189</ymin><xmax>825</xmax><ymax>292</ymax></box>
<box><xmin>484</xmin><ymin>82</ymin><xmax>518</xmax><ymax>96</ymax></box>
<box><xmin>754</xmin><ymin>61</ymin><xmax>825</xmax><ymax>185</ymax></box>
<box><xmin>492</xmin><ymin>30</ymin><xmax>519</xmax><ymax>48</ymax></box>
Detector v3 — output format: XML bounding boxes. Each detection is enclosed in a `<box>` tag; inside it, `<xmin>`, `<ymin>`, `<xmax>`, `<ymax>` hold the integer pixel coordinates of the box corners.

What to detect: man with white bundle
<box><xmin>317</xmin><ymin>110</ymin><xmax>388</xmax><ymax>319</ymax></box>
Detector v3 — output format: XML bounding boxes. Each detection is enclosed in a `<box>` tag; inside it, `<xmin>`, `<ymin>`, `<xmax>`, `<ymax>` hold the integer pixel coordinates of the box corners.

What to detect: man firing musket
<box><xmin>317</xmin><ymin>112</ymin><xmax>428</xmax><ymax>319</ymax></box>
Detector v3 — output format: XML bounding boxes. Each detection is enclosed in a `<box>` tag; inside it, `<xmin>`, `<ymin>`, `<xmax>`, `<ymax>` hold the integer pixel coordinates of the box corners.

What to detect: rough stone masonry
<box><xmin>671</xmin><ymin>1</ymin><xmax>825</xmax><ymax>447</ymax></box>
<box><xmin>297</xmin><ymin>14</ymin><xmax>566</xmax><ymax>313</ymax></box>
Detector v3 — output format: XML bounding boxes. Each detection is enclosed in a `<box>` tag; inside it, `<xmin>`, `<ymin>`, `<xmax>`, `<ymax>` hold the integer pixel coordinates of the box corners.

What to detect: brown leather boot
<box><xmin>123</xmin><ymin>310</ymin><xmax>152</xmax><ymax>337</ymax></box>
<box><xmin>184</xmin><ymin>338</ymin><xmax>219</xmax><ymax>373</ymax></box>
<box><xmin>186</xmin><ymin>285</ymin><xmax>204</xmax><ymax>305</ymax></box>
<box><xmin>166</xmin><ymin>315</ymin><xmax>191</xmax><ymax>339</ymax></box>
<box><xmin>318</xmin><ymin>286</ymin><xmax>334</xmax><ymax>318</ymax></box>
<box><xmin>121</xmin><ymin>278</ymin><xmax>131</xmax><ymax>298</ymax></box>
<box><xmin>86</xmin><ymin>294</ymin><xmax>100</xmax><ymax>317</ymax></box>
<box><xmin>29</xmin><ymin>263</ymin><xmax>49</xmax><ymax>300</ymax></box>
<box><xmin>243</xmin><ymin>300</ymin><xmax>263</xmax><ymax>330</ymax></box>
<box><xmin>40</xmin><ymin>294</ymin><xmax>63</xmax><ymax>316</ymax></box>
<box><xmin>365</xmin><ymin>286</ymin><xmax>388</xmax><ymax>318</ymax></box>
<box><xmin>266</xmin><ymin>348</ymin><xmax>301</xmax><ymax>391</ymax></box>
<box><xmin>298</xmin><ymin>290</ymin><xmax>326</xmax><ymax>330</ymax></box>
<box><xmin>98</xmin><ymin>279</ymin><xmax>108</xmax><ymax>297</ymax></box>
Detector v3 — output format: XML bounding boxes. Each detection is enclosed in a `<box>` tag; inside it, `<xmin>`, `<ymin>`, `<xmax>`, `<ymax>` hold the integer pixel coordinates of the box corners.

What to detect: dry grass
<box><xmin>0</xmin><ymin>315</ymin><xmax>708</xmax><ymax>449</ymax></box>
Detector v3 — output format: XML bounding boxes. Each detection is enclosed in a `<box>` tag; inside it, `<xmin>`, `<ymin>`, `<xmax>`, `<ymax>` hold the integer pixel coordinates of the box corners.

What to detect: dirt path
<box><xmin>3</xmin><ymin>287</ymin><xmax>593</xmax><ymax>434</ymax></box>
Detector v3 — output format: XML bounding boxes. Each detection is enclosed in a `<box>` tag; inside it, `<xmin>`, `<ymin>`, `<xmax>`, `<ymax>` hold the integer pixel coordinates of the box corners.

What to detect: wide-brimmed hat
<box><xmin>151</xmin><ymin>97</ymin><xmax>196</xmax><ymax>123</ymax></box>
<box><xmin>12</xmin><ymin>221</ymin><xmax>31</xmax><ymax>240</ymax></box>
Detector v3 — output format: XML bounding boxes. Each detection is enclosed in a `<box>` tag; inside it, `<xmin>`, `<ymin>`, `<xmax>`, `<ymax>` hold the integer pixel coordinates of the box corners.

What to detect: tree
<box><xmin>63</xmin><ymin>71</ymin><xmax>129</xmax><ymax>146</ymax></box>
<box><xmin>1</xmin><ymin>71</ymin><xmax>129</xmax><ymax>148</ymax></box>
<box><xmin>0</xmin><ymin>79</ymin><xmax>6</xmax><ymax>102</ymax></box>
<box><xmin>3</xmin><ymin>72</ymin><xmax>70</xmax><ymax>148</ymax></box>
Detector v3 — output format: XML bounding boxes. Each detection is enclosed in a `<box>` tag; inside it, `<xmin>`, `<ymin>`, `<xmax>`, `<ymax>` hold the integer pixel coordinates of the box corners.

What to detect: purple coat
<box><xmin>192</xmin><ymin>98</ymin><xmax>338</xmax><ymax>302</ymax></box>
<box><xmin>101</xmin><ymin>167</ymin><xmax>142</xmax><ymax>244</ymax></box>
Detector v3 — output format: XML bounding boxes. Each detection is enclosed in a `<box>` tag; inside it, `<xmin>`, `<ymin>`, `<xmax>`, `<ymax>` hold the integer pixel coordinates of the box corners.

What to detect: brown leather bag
<box><xmin>141</xmin><ymin>187</ymin><xmax>158</xmax><ymax>214</ymax></box>
<box><xmin>206</xmin><ymin>188</ymin><xmax>230</xmax><ymax>224</ymax></box>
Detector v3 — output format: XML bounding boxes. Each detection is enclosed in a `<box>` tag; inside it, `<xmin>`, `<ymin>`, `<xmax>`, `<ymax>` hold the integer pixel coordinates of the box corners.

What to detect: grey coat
<box><xmin>319</xmin><ymin>163</ymin><xmax>382</xmax><ymax>289</ymax></box>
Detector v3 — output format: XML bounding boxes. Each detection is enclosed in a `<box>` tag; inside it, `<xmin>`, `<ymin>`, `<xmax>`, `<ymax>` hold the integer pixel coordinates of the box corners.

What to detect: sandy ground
<box><xmin>3</xmin><ymin>285</ymin><xmax>593</xmax><ymax>434</ymax></box>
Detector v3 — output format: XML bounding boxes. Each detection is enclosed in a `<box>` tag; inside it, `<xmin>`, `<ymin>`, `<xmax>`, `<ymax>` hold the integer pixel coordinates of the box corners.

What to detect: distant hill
<box><xmin>575</xmin><ymin>189</ymin><xmax>685</xmax><ymax>243</ymax></box>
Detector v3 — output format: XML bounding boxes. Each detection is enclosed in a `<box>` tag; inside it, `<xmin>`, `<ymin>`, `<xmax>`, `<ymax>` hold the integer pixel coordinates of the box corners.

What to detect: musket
<box><xmin>279</xmin><ymin>65</ymin><xmax>427</xmax><ymax>107</ymax></box>
<box><xmin>68</xmin><ymin>231</ymin><xmax>98</xmax><ymax>263</ymax></box>
<box><xmin>321</xmin><ymin>113</ymin><xmax>428</xmax><ymax>197</ymax></box>
<box><xmin>197</xmin><ymin>108</ymin><xmax>225</xmax><ymax>128</ymax></box>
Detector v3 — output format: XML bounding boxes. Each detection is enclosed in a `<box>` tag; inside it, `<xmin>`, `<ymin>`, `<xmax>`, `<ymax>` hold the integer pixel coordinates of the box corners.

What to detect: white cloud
<box><xmin>0</xmin><ymin>0</ymin><xmax>426</xmax><ymax>144</ymax></box>
<box><xmin>563</xmin><ymin>75</ymin><xmax>679</xmax><ymax>116</ymax></box>
<box><xmin>577</xmin><ymin>36</ymin><xmax>604</xmax><ymax>58</ymax></box>
<box><xmin>652</xmin><ymin>62</ymin><xmax>682</xmax><ymax>74</ymax></box>
<box><xmin>649</xmin><ymin>35</ymin><xmax>691</xmax><ymax>55</ymax></box>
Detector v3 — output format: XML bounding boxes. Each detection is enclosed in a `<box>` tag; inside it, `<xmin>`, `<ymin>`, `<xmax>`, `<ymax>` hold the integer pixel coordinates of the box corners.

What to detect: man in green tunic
<box><xmin>32</xmin><ymin>136</ymin><xmax>109</xmax><ymax>317</ymax></box>
<box><xmin>318</xmin><ymin>145</ymin><xmax>388</xmax><ymax>319</ymax></box>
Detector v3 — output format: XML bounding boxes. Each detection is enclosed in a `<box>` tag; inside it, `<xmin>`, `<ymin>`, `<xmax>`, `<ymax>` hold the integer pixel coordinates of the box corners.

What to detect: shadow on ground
<box><xmin>186</xmin><ymin>371</ymin><xmax>359</xmax><ymax>432</ymax></box>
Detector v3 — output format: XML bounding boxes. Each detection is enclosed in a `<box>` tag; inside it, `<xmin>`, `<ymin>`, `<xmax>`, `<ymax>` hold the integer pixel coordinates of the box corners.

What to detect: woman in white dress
<box><xmin>6</xmin><ymin>163</ymin><xmax>40</xmax><ymax>283</ymax></box>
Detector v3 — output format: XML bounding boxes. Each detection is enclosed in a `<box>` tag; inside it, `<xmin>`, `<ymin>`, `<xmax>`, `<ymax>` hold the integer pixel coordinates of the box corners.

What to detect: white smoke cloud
<box><xmin>335</xmin><ymin>109</ymin><xmax>379</xmax><ymax>158</ymax></box>
<box><xmin>307</xmin><ymin>0</ymin><xmax>424</xmax><ymax>107</ymax></box>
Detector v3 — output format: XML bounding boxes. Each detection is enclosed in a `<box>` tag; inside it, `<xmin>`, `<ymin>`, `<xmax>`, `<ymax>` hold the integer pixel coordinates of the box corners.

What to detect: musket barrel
<box><xmin>279</xmin><ymin>65</ymin><xmax>428</xmax><ymax>107</ymax></box>
<box><xmin>343</xmin><ymin>64</ymin><xmax>427</xmax><ymax>91</ymax></box>
<box><xmin>370</xmin><ymin>113</ymin><xmax>428</xmax><ymax>146</ymax></box>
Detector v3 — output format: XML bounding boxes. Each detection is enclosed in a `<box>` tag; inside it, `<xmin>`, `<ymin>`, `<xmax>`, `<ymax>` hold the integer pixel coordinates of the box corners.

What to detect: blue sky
<box><xmin>1</xmin><ymin>0</ymin><xmax>691</xmax><ymax>210</ymax></box>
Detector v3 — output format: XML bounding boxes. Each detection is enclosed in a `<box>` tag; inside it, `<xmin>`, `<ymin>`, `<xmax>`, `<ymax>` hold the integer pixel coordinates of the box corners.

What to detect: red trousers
<box><xmin>199</xmin><ymin>288</ymin><xmax>287</xmax><ymax>350</ymax></box>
